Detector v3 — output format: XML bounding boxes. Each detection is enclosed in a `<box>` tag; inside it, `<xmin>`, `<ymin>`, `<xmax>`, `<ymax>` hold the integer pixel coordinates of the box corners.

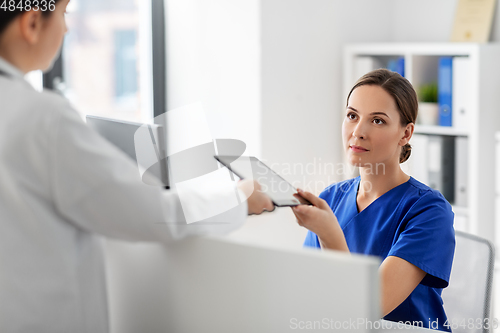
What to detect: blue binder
<box><xmin>387</xmin><ymin>57</ymin><xmax>405</xmax><ymax>77</ymax></box>
<box><xmin>438</xmin><ymin>57</ymin><xmax>453</xmax><ymax>127</ymax></box>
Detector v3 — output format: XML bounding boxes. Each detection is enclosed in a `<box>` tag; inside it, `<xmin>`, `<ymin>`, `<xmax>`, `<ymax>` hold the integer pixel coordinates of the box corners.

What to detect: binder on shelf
<box><xmin>496</xmin><ymin>131</ymin><xmax>500</xmax><ymax>195</ymax></box>
<box><xmin>454</xmin><ymin>136</ymin><xmax>468</xmax><ymax>207</ymax></box>
<box><xmin>495</xmin><ymin>132</ymin><xmax>500</xmax><ymax>249</ymax></box>
<box><xmin>438</xmin><ymin>57</ymin><xmax>453</xmax><ymax>127</ymax></box>
<box><xmin>387</xmin><ymin>57</ymin><xmax>405</xmax><ymax>77</ymax></box>
<box><xmin>407</xmin><ymin>134</ymin><xmax>429</xmax><ymax>184</ymax></box>
<box><xmin>427</xmin><ymin>135</ymin><xmax>455</xmax><ymax>203</ymax></box>
<box><xmin>452</xmin><ymin>57</ymin><xmax>471</xmax><ymax>130</ymax></box>
<box><xmin>353</xmin><ymin>56</ymin><xmax>380</xmax><ymax>82</ymax></box>
<box><xmin>496</xmin><ymin>197</ymin><xmax>500</xmax><ymax>247</ymax></box>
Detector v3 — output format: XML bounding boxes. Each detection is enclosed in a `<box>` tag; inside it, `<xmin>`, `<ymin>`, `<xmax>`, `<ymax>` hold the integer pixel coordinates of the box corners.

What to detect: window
<box><xmin>114</xmin><ymin>29</ymin><xmax>138</xmax><ymax>101</ymax></box>
<box><xmin>43</xmin><ymin>0</ymin><xmax>165</xmax><ymax>123</ymax></box>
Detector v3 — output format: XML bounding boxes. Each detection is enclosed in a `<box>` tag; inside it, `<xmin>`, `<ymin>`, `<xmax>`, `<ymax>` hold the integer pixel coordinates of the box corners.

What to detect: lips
<box><xmin>350</xmin><ymin>145</ymin><xmax>369</xmax><ymax>153</ymax></box>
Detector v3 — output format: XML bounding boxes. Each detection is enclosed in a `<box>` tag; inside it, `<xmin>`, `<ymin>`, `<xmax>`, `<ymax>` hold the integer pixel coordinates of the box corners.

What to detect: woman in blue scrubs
<box><xmin>293</xmin><ymin>69</ymin><xmax>455</xmax><ymax>331</ymax></box>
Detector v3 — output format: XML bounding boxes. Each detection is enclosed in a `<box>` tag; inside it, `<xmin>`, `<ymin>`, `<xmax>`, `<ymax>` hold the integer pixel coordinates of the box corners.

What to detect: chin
<box><xmin>348</xmin><ymin>154</ymin><xmax>368</xmax><ymax>167</ymax></box>
<box><xmin>41</xmin><ymin>54</ymin><xmax>61</xmax><ymax>73</ymax></box>
<box><xmin>348</xmin><ymin>159</ymin><xmax>367</xmax><ymax>168</ymax></box>
<box><xmin>348</xmin><ymin>156</ymin><xmax>380</xmax><ymax>168</ymax></box>
<box><xmin>41</xmin><ymin>62</ymin><xmax>55</xmax><ymax>73</ymax></box>
<box><xmin>351</xmin><ymin>162</ymin><xmax>370</xmax><ymax>168</ymax></box>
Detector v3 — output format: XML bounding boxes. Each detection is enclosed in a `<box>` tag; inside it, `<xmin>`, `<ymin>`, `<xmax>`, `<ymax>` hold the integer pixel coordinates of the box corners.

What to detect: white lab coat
<box><xmin>0</xmin><ymin>58</ymin><xmax>247</xmax><ymax>333</ymax></box>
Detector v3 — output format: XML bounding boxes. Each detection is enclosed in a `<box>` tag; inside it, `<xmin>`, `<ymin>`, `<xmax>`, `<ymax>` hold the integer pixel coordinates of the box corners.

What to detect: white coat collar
<box><xmin>0</xmin><ymin>57</ymin><xmax>38</xmax><ymax>91</ymax></box>
<box><xmin>0</xmin><ymin>57</ymin><xmax>25</xmax><ymax>80</ymax></box>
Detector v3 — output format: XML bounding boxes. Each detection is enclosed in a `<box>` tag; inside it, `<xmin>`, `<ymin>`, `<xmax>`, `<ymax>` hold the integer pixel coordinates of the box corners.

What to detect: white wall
<box><xmin>390</xmin><ymin>0</ymin><xmax>458</xmax><ymax>42</ymax></box>
<box><xmin>390</xmin><ymin>0</ymin><xmax>500</xmax><ymax>43</ymax></box>
<box><xmin>260</xmin><ymin>0</ymin><xmax>393</xmax><ymax>197</ymax></box>
<box><xmin>165</xmin><ymin>0</ymin><xmax>261</xmax><ymax>156</ymax></box>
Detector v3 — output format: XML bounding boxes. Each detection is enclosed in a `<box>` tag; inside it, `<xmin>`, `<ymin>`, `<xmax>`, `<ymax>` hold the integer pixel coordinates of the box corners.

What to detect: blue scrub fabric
<box><xmin>304</xmin><ymin>176</ymin><xmax>455</xmax><ymax>332</ymax></box>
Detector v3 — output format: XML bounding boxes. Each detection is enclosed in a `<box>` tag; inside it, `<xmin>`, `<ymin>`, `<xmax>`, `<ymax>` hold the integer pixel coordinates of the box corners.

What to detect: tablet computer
<box><xmin>214</xmin><ymin>155</ymin><xmax>311</xmax><ymax>207</ymax></box>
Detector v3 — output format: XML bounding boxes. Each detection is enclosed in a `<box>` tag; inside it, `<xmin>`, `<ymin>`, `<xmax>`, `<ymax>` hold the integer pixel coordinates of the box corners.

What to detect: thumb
<box><xmin>296</xmin><ymin>189</ymin><xmax>328</xmax><ymax>209</ymax></box>
<box><xmin>263</xmin><ymin>195</ymin><xmax>275</xmax><ymax>212</ymax></box>
<box><xmin>252</xmin><ymin>180</ymin><xmax>262</xmax><ymax>191</ymax></box>
<box><xmin>291</xmin><ymin>207</ymin><xmax>304</xmax><ymax>225</ymax></box>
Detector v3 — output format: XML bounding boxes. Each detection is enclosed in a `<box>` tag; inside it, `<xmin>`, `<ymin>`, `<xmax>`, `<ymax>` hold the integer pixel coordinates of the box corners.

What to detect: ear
<box><xmin>18</xmin><ymin>11</ymin><xmax>44</xmax><ymax>45</ymax></box>
<box><xmin>399</xmin><ymin>122</ymin><xmax>414</xmax><ymax>146</ymax></box>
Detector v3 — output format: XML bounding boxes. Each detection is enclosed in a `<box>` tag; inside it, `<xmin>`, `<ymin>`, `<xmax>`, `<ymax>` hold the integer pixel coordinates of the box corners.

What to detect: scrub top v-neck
<box><xmin>304</xmin><ymin>176</ymin><xmax>455</xmax><ymax>332</ymax></box>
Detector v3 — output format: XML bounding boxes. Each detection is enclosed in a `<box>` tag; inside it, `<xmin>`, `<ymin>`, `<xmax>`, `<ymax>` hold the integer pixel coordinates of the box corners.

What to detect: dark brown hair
<box><xmin>346</xmin><ymin>68</ymin><xmax>418</xmax><ymax>163</ymax></box>
<box><xmin>0</xmin><ymin>0</ymin><xmax>63</xmax><ymax>35</ymax></box>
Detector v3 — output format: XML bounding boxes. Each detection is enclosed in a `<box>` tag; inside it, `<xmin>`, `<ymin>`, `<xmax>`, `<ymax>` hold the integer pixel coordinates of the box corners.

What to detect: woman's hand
<box><xmin>292</xmin><ymin>189</ymin><xmax>349</xmax><ymax>252</ymax></box>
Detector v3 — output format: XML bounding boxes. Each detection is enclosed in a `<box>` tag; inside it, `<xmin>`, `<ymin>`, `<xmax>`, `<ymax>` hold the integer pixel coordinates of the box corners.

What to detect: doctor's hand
<box><xmin>237</xmin><ymin>180</ymin><xmax>274</xmax><ymax>215</ymax></box>
<box><xmin>292</xmin><ymin>189</ymin><xmax>349</xmax><ymax>252</ymax></box>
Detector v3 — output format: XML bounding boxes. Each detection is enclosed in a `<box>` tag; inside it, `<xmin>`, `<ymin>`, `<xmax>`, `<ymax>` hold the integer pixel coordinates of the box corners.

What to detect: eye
<box><xmin>346</xmin><ymin>112</ymin><xmax>357</xmax><ymax>120</ymax></box>
<box><xmin>373</xmin><ymin>118</ymin><xmax>385</xmax><ymax>125</ymax></box>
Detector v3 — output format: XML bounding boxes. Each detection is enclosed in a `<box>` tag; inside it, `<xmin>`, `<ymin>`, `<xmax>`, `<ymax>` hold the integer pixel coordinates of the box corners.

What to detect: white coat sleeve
<box><xmin>49</xmin><ymin>99</ymin><xmax>247</xmax><ymax>242</ymax></box>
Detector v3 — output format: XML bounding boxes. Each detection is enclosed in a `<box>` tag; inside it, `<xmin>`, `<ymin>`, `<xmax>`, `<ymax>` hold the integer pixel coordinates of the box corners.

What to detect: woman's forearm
<box><xmin>318</xmin><ymin>223</ymin><xmax>350</xmax><ymax>252</ymax></box>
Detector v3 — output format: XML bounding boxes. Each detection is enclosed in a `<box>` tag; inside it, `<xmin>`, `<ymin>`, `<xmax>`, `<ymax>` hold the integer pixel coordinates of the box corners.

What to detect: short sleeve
<box><xmin>388</xmin><ymin>192</ymin><xmax>455</xmax><ymax>288</ymax></box>
<box><xmin>302</xmin><ymin>180</ymin><xmax>355</xmax><ymax>249</ymax></box>
<box><xmin>303</xmin><ymin>231</ymin><xmax>321</xmax><ymax>248</ymax></box>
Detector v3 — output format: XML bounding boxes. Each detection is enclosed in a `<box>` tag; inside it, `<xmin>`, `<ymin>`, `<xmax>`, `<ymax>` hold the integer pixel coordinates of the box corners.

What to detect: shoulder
<box><xmin>4</xmin><ymin>79</ymin><xmax>78</xmax><ymax>125</ymax></box>
<box><xmin>5</xmin><ymin>78</ymin><xmax>70</xmax><ymax>110</ymax></box>
<box><xmin>32</xmin><ymin>90</ymin><xmax>82</xmax><ymax>139</ymax></box>
<box><xmin>388</xmin><ymin>179</ymin><xmax>455</xmax><ymax>288</ymax></box>
<box><xmin>399</xmin><ymin>177</ymin><xmax>454</xmax><ymax>232</ymax></box>
<box><xmin>36</xmin><ymin>90</ymin><xmax>76</xmax><ymax>117</ymax></box>
<box><xmin>406</xmin><ymin>177</ymin><xmax>453</xmax><ymax>213</ymax></box>
<box><xmin>0</xmin><ymin>79</ymin><xmax>81</xmax><ymax>140</ymax></box>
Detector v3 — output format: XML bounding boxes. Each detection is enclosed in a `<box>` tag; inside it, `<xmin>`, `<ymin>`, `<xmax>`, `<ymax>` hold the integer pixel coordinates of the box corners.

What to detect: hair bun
<box><xmin>400</xmin><ymin>143</ymin><xmax>412</xmax><ymax>163</ymax></box>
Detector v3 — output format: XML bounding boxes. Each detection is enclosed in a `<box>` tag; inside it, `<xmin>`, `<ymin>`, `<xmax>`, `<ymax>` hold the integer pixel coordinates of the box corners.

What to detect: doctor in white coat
<box><xmin>0</xmin><ymin>1</ymin><xmax>274</xmax><ymax>332</ymax></box>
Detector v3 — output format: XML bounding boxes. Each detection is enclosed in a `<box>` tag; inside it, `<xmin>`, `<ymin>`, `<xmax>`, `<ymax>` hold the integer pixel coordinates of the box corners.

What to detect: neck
<box><xmin>358</xmin><ymin>161</ymin><xmax>409</xmax><ymax>199</ymax></box>
<box><xmin>0</xmin><ymin>28</ymin><xmax>33</xmax><ymax>74</ymax></box>
<box><xmin>0</xmin><ymin>52</ymin><xmax>27</xmax><ymax>74</ymax></box>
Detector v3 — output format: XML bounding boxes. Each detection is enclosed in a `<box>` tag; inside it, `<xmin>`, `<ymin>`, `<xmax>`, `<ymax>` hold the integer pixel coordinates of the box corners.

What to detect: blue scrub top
<box><xmin>304</xmin><ymin>176</ymin><xmax>455</xmax><ymax>332</ymax></box>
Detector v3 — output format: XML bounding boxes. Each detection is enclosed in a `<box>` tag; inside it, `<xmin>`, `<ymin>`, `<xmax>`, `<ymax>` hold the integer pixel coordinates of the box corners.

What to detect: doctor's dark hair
<box><xmin>0</xmin><ymin>0</ymin><xmax>63</xmax><ymax>36</ymax></box>
<box><xmin>346</xmin><ymin>68</ymin><xmax>418</xmax><ymax>164</ymax></box>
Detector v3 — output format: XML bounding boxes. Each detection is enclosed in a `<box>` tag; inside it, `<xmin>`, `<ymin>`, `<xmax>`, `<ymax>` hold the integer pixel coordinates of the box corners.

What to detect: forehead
<box><xmin>347</xmin><ymin>85</ymin><xmax>399</xmax><ymax>115</ymax></box>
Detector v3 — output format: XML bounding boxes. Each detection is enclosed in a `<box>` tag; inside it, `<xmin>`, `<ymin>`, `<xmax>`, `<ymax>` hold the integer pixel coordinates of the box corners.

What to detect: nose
<box><xmin>352</xmin><ymin>121</ymin><xmax>367</xmax><ymax>140</ymax></box>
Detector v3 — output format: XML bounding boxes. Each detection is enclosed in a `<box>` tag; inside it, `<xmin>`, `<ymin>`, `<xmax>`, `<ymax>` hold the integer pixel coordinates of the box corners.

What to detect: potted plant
<box><xmin>417</xmin><ymin>82</ymin><xmax>439</xmax><ymax>126</ymax></box>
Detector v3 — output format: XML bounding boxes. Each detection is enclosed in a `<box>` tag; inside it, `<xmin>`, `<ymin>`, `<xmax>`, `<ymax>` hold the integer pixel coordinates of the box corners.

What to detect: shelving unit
<box><xmin>343</xmin><ymin>43</ymin><xmax>500</xmax><ymax>244</ymax></box>
<box><xmin>414</xmin><ymin>125</ymin><xmax>469</xmax><ymax>137</ymax></box>
<box><xmin>496</xmin><ymin>131</ymin><xmax>500</xmax><ymax>239</ymax></box>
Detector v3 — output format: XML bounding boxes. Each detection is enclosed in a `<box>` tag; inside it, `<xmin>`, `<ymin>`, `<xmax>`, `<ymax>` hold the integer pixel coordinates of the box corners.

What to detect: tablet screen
<box><xmin>215</xmin><ymin>155</ymin><xmax>308</xmax><ymax>207</ymax></box>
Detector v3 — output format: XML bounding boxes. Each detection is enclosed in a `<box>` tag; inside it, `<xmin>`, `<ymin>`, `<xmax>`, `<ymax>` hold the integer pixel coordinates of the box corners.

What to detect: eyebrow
<box><xmin>347</xmin><ymin>106</ymin><xmax>390</xmax><ymax>118</ymax></box>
